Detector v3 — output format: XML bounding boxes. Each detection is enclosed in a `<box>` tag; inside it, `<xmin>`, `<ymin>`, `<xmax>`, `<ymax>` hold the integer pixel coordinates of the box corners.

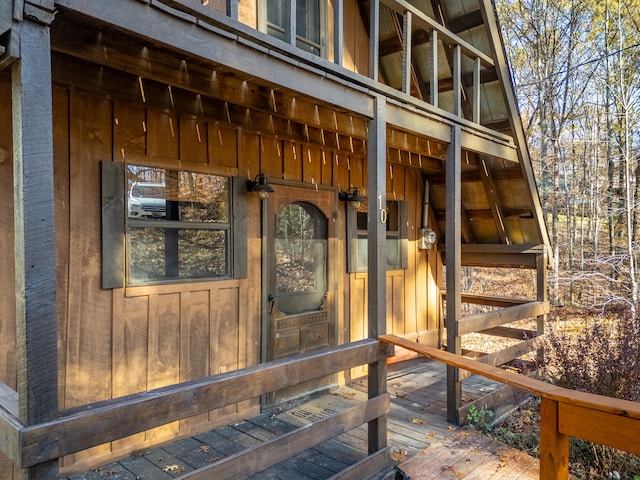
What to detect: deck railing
<box><xmin>0</xmin><ymin>339</ymin><xmax>393</xmax><ymax>479</ymax></box>
<box><xmin>380</xmin><ymin>334</ymin><xmax>640</xmax><ymax>480</ymax></box>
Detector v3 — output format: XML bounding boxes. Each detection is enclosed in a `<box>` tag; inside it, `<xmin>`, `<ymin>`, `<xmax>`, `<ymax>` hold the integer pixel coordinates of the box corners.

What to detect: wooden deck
<box><xmin>63</xmin><ymin>358</ymin><xmax>537</xmax><ymax>480</ymax></box>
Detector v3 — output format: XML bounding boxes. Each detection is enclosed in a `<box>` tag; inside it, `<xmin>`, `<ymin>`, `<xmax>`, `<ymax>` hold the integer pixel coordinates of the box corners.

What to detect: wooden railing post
<box><xmin>539</xmin><ymin>398</ymin><xmax>569</xmax><ymax>480</ymax></box>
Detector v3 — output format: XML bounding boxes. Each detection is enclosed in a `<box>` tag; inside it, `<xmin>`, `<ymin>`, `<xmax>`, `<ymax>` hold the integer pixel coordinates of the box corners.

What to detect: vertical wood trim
<box><xmin>539</xmin><ymin>398</ymin><xmax>569</xmax><ymax>480</ymax></box>
<box><xmin>101</xmin><ymin>161</ymin><xmax>125</xmax><ymax>288</ymax></box>
<box><xmin>367</xmin><ymin>96</ymin><xmax>388</xmax><ymax>456</ymax></box>
<box><xmin>12</xmin><ymin>18</ymin><xmax>59</xmax><ymax>479</ymax></box>
<box><xmin>399</xmin><ymin>200</ymin><xmax>408</xmax><ymax>270</ymax></box>
<box><xmin>232</xmin><ymin>176</ymin><xmax>248</xmax><ymax>279</ymax></box>
<box><xmin>473</xmin><ymin>57</ymin><xmax>481</xmax><ymax>124</ymax></box>
<box><xmin>369</xmin><ymin>0</ymin><xmax>380</xmax><ymax>80</ymax></box>
<box><xmin>226</xmin><ymin>0</ymin><xmax>238</xmax><ymax>20</ymax></box>
<box><xmin>445</xmin><ymin>124</ymin><xmax>462</xmax><ymax>425</ymax></box>
<box><xmin>334</xmin><ymin>0</ymin><xmax>344</xmax><ymax>66</ymax></box>
<box><xmin>401</xmin><ymin>11</ymin><xmax>412</xmax><ymax>95</ymax></box>
<box><xmin>284</xmin><ymin>0</ymin><xmax>295</xmax><ymax>46</ymax></box>
<box><xmin>430</xmin><ymin>30</ymin><xmax>438</xmax><ymax>107</ymax></box>
<box><xmin>452</xmin><ymin>45</ymin><xmax>462</xmax><ymax>117</ymax></box>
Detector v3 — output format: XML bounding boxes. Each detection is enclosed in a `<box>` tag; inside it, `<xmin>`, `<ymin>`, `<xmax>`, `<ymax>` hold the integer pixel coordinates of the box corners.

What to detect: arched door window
<box><xmin>274</xmin><ymin>202</ymin><xmax>327</xmax><ymax>314</ymax></box>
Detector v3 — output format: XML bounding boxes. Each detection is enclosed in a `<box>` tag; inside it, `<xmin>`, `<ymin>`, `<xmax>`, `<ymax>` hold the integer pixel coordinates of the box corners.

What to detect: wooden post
<box><xmin>452</xmin><ymin>45</ymin><xmax>462</xmax><ymax>117</ymax></box>
<box><xmin>445</xmin><ymin>124</ymin><xmax>462</xmax><ymax>425</ymax></box>
<box><xmin>537</xmin><ymin>249</ymin><xmax>547</xmax><ymax>365</ymax></box>
<box><xmin>401</xmin><ymin>10</ymin><xmax>412</xmax><ymax>95</ymax></box>
<box><xmin>472</xmin><ymin>57</ymin><xmax>481</xmax><ymax>123</ymax></box>
<box><xmin>430</xmin><ymin>30</ymin><xmax>438</xmax><ymax>107</ymax></box>
<box><xmin>333</xmin><ymin>0</ymin><xmax>344</xmax><ymax>67</ymax></box>
<box><xmin>367</xmin><ymin>96</ymin><xmax>387</xmax><ymax>453</ymax></box>
<box><xmin>539</xmin><ymin>398</ymin><xmax>569</xmax><ymax>480</ymax></box>
<box><xmin>369</xmin><ymin>0</ymin><xmax>380</xmax><ymax>81</ymax></box>
<box><xmin>12</xmin><ymin>11</ymin><xmax>58</xmax><ymax>480</ymax></box>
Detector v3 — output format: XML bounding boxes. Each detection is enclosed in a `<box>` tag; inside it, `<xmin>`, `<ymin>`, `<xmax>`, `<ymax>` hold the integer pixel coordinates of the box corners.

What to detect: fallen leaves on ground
<box><xmin>391</xmin><ymin>449</ymin><xmax>408</xmax><ymax>462</ymax></box>
<box><xmin>163</xmin><ymin>464</ymin><xmax>184</xmax><ymax>474</ymax></box>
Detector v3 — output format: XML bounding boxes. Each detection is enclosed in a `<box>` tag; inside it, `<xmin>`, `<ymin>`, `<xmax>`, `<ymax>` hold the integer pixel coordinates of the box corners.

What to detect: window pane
<box><xmin>275</xmin><ymin>202</ymin><xmax>327</xmax><ymax>314</ymax></box>
<box><xmin>127</xmin><ymin>166</ymin><xmax>229</xmax><ymax>223</ymax></box>
<box><xmin>127</xmin><ymin>227</ymin><xmax>227</xmax><ymax>284</ymax></box>
<box><xmin>296</xmin><ymin>0</ymin><xmax>320</xmax><ymax>44</ymax></box>
<box><xmin>267</xmin><ymin>0</ymin><xmax>283</xmax><ymax>27</ymax></box>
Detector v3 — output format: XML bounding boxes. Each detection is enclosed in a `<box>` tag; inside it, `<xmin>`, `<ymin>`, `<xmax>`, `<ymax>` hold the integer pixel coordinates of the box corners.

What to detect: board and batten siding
<box><xmin>0</xmin><ymin>71</ymin><xmax>440</xmax><ymax>473</ymax></box>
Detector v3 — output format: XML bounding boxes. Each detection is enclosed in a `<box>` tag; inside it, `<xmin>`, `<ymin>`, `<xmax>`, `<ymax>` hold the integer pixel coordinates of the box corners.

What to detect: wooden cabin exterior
<box><xmin>0</xmin><ymin>0</ymin><xmax>550</xmax><ymax>477</ymax></box>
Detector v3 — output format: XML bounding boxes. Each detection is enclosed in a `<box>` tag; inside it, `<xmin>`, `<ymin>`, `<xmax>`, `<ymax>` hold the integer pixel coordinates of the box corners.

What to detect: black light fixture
<box><xmin>247</xmin><ymin>173</ymin><xmax>275</xmax><ymax>200</ymax></box>
<box><xmin>339</xmin><ymin>187</ymin><xmax>365</xmax><ymax>209</ymax></box>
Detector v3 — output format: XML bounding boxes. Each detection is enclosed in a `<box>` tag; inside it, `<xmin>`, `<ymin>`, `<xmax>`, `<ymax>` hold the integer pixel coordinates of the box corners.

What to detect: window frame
<box><xmin>259</xmin><ymin>0</ymin><xmax>326</xmax><ymax>57</ymax></box>
<box><xmin>346</xmin><ymin>199</ymin><xmax>409</xmax><ymax>273</ymax></box>
<box><xmin>101</xmin><ymin>161</ymin><xmax>247</xmax><ymax>289</ymax></box>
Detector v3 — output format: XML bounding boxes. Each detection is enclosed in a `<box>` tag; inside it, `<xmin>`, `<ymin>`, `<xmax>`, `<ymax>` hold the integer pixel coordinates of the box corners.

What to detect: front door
<box><xmin>265</xmin><ymin>185</ymin><xmax>335</xmax><ymax>405</ymax></box>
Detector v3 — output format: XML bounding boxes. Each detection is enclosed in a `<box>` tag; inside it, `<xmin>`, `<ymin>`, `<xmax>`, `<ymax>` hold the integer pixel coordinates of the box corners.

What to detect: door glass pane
<box><xmin>275</xmin><ymin>202</ymin><xmax>327</xmax><ymax>314</ymax></box>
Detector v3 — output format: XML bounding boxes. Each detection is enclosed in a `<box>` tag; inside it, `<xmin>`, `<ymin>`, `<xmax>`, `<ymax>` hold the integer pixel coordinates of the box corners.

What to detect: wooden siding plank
<box><xmin>21</xmin><ymin>340</ymin><xmax>389</xmax><ymax>466</ymax></box>
<box><xmin>146</xmin><ymin>293</ymin><xmax>181</xmax><ymax>443</ymax></box>
<box><xmin>179</xmin><ymin>395</ymin><xmax>390</xmax><ymax>480</ymax></box>
<box><xmin>65</xmin><ymin>92</ymin><xmax>114</xmax><ymax>413</ymax></box>
<box><xmin>112</xmin><ymin>294</ymin><xmax>149</xmax><ymax>451</ymax></box>
<box><xmin>210</xmin><ymin>286</ymin><xmax>240</xmax><ymax>422</ymax></box>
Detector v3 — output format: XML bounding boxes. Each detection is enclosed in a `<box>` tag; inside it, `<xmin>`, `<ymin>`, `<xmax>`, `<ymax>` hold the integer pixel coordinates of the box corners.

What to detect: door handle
<box><xmin>268</xmin><ymin>294</ymin><xmax>277</xmax><ymax>314</ymax></box>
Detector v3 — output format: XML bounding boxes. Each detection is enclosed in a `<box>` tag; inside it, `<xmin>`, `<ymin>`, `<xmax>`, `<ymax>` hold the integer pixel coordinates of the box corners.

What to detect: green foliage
<box><xmin>465</xmin><ymin>405</ymin><xmax>494</xmax><ymax>434</ymax></box>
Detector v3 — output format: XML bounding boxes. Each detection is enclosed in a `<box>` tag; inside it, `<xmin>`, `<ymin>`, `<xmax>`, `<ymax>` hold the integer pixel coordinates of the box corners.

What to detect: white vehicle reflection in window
<box><xmin>127</xmin><ymin>182</ymin><xmax>166</xmax><ymax>218</ymax></box>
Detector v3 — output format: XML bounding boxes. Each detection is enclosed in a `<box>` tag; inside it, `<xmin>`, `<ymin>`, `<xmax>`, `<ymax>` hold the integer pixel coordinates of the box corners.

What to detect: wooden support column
<box><xmin>12</xmin><ymin>9</ymin><xmax>58</xmax><ymax>480</ymax></box>
<box><xmin>369</xmin><ymin>0</ymin><xmax>380</xmax><ymax>81</ymax></box>
<box><xmin>445</xmin><ymin>124</ymin><xmax>462</xmax><ymax>425</ymax></box>
<box><xmin>539</xmin><ymin>398</ymin><xmax>569</xmax><ymax>480</ymax></box>
<box><xmin>367</xmin><ymin>96</ymin><xmax>387</xmax><ymax>453</ymax></box>
<box><xmin>334</xmin><ymin>0</ymin><xmax>344</xmax><ymax>66</ymax></box>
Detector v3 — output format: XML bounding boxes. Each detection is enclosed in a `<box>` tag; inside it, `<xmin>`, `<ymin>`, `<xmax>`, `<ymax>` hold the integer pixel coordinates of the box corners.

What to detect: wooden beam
<box><xmin>180</xmin><ymin>395</ymin><xmax>390</xmax><ymax>479</ymax></box>
<box><xmin>478</xmin><ymin>155</ymin><xmax>510</xmax><ymax>244</ymax></box>
<box><xmin>49</xmin><ymin>30</ymin><xmax>369</xmax><ymax>140</ymax></box>
<box><xmin>459</xmin><ymin>129</ymin><xmax>518</xmax><ymax>163</ymax></box>
<box><xmin>445</xmin><ymin>124</ymin><xmax>462</xmax><ymax>425</ymax></box>
<box><xmin>20</xmin><ymin>340</ymin><xmax>390</xmax><ymax>467</ymax></box>
<box><xmin>558</xmin><ymin>403</ymin><xmax>640</xmax><ymax>457</ymax></box>
<box><xmin>477</xmin><ymin>326</ymin><xmax>538</xmax><ymax>340</ymax></box>
<box><xmin>479</xmin><ymin>0</ymin><xmax>550</xmax><ymax>248</ymax></box>
<box><xmin>457</xmin><ymin>301</ymin><xmax>550</xmax><ymax>336</ymax></box>
<box><xmin>440</xmin><ymin>292</ymin><xmax>531</xmax><ymax>307</ymax></box>
<box><xmin>55</xmin><ymin>0</ymin><xmax>376</xmax><ymax>118</ymax></box>
<box><xmin>327</xmin><ymin>447</ymin><xmax>391</xmax><ymax>480</ymax></box>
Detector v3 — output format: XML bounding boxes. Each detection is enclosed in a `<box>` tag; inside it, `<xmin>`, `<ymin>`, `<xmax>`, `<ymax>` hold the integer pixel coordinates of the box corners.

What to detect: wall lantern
<box><xmin>339</xmin><ymin>187</ymin><xmax>365</xmax><ymax>209</ymax></box>
<box><xmin>247</xmin><ymin>173</ymin><xmax>275</xmax><ymax>200</ymax></box>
